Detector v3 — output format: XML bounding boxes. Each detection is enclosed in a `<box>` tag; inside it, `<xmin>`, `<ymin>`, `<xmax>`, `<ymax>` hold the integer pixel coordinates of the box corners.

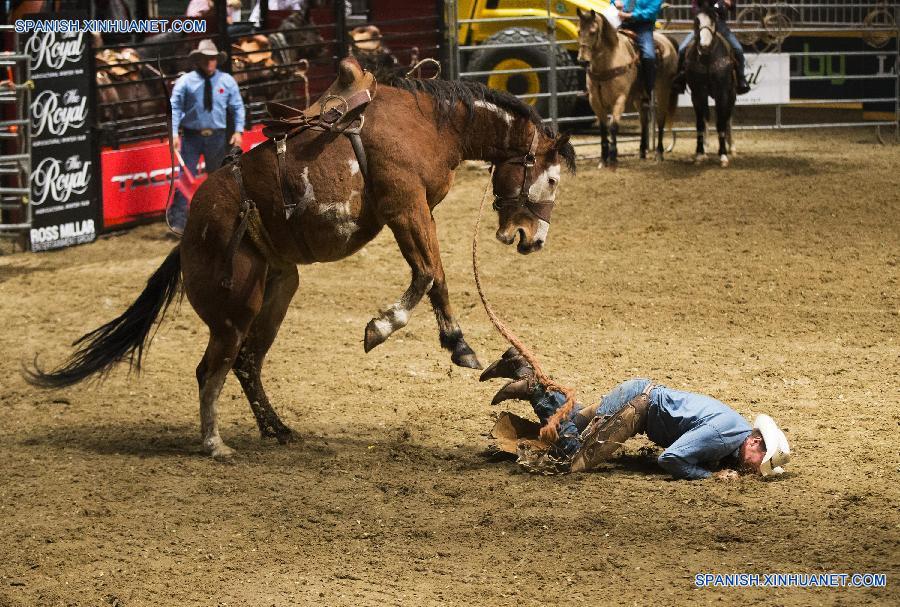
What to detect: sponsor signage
<box><xmin>22</xmin><ymin>12</ymin><xmax>100</xmax><ymax>252</ymax></box>
<box><xmin>101</xmin><ymin>125</ymin><xmax>267</xmax><ymax>228</ymax></box>
<box><xmin>678</xmin><ymin>53</ymin><xmax>790</xmax><ymax>106</ymax></box>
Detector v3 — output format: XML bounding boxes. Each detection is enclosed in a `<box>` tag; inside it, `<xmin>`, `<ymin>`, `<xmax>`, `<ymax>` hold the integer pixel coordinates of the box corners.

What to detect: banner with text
<box><xmin>23</xmin><ymin>12</ymin><xmax>101</xmax><ymax>252</ymax></box>
<box><xmin>678</xmin><ymin>53</ymin><xmax>790</xmax><ymax>106</ymax></box>
<box><xmin>101</xmin><ymin>125</ymin><xmax>267</xmax><ymax>229</ymax></box>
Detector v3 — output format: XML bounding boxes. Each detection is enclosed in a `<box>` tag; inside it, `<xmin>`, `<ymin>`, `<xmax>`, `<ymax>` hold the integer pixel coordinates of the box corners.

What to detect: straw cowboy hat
<box><xmin>189</xmin><ymin>39</ymin><xmax>226</xmax><ymax>65</ymax></box>
<box><xmin>753</xmin><ymin>414</ymin><xmax>791</xmax><ymax>476</ymax></box>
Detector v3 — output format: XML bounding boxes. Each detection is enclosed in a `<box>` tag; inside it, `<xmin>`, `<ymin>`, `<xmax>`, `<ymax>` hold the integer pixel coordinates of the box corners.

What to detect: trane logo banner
<box><xmin>678</xmin><ymin>53</ymin><xmax>790</xmax><ymax>106</ymax></box>
<box><xmin>22</xmin><ymin>11</ymin><xmax>99</xmax><ymax>252</ymax></box>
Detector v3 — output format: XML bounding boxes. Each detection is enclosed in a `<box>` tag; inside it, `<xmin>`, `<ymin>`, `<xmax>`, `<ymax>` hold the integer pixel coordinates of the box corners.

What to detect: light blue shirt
<box><xmin>170</xmin><ymin>69</ymin><xmax>245</xmax><ymax>135</ymax></box>
<box><xmin>647</xmin><ymin>387</ymin><xmax>752</xmax><ymax>480</ymax></box>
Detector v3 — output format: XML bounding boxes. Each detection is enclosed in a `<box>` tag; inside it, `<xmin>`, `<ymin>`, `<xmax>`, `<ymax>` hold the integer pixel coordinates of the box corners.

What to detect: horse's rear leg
<box><xmin>639</xmin><ymin>102</ymin><xmax>649</xmax><ymax>160</ymax></box>
<box><xmin>232</xmin><ymin>266</ymin><xmax>299</xmax><ymax>443</ymax></box>
<box><xmin>197</xmin><ymin>328</ymin><xmax>245</xmax><ymax>460</ymax></box>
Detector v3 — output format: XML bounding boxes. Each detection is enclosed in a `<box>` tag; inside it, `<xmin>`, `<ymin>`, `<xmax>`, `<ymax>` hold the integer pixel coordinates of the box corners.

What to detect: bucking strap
<box><xmin>221</xmin><ymin>161</ymin><xmax>293</xmax><ymax>289</ymax></box>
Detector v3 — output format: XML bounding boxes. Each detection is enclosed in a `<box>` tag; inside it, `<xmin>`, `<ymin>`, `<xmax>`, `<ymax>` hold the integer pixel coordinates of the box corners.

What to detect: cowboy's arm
<box><xmin>226</xmin><ymin>76</ymin><xmax>245</xmax><ymax>133</ymax></box>
<box><xmin>657</xmin><ymin>424</ymin><xmax>731</xmax><ymax>480</ymax></box>
<box><xmin>170</xmin><ymin>76</ymin><xmax>186</xmax><ymax>136</ymax></box>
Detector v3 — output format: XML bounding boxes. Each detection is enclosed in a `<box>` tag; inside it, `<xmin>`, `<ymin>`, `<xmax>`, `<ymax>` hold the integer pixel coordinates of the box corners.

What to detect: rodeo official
<box><xmin>168</xmin><ymin>39</ymin><xmax>245</xmax><ymax>234</ymax></box>
<box><xmin>482</xmin><ymin>348</ymin><xmax>791</xmax><ymax>479</ymax></box>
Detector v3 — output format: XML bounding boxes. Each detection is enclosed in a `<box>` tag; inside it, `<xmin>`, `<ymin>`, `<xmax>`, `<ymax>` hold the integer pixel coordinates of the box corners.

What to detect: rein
<box><xmin>491</xmin><ymin>127</ymin><xmax>555</xmax><ymax>224</ymax></box>
<box><xmin>474</xmin><ymin>148</ymin><xmax>576</xmax><ymax>445</ymax></box>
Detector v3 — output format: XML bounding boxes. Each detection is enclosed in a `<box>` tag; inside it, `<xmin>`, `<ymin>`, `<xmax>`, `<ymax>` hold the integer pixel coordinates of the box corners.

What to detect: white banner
<box><xmin>678</xmin><ymin>53</ymin><xmax>790</xmax><ymax>106</ymax></box>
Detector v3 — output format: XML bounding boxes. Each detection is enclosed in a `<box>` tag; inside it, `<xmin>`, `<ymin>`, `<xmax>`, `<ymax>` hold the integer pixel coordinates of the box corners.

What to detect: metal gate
<box><xmin>0</xmin><ymin>25</ymin><xmax>33</xmax><ymax>241</ymax></box>
<box><xmin>447</xmin><ymin>0</ymin><xmax>900</xmax><ymax>157</ymax></box>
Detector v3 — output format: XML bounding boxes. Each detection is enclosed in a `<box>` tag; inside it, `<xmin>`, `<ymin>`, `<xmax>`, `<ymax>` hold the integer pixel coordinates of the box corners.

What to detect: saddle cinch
<box><xmin>221</xmin><ymin>57</ymin><xmax>376</xmax><ymax>289</ymax></box>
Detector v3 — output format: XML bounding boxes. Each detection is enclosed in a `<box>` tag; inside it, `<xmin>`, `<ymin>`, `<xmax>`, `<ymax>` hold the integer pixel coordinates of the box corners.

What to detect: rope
<box><xmin>472</xmin><ymin>168</ymin><xmax>577</xmax><ymax>443</ymax></box>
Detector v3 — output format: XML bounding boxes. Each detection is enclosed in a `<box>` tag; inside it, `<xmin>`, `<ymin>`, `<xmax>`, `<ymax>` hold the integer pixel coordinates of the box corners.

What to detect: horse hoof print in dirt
<box><xmin>25</xmin><ymin>58</ymin><xmax>576</xmax><ymax>458</ymax></box>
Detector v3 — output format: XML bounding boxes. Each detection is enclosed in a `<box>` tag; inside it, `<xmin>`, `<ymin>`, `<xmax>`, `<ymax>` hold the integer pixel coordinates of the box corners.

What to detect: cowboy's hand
<box><xmin>173</xmin><ymin>134</ymin><xmax>181</xmax><ymax>152</ymax></box>
<box><xmin>713</xmin><ymin>469</ymin><xmax>740</xmax><ymax>481</ymax></box>
<box><xmin>230</xmin><ymin>132</ymin><xmax>243</xmax><ymax>147</ymax></box>
<box><xmin>614</xmin><ymin>0</ymin><xmax>624</xmax><ymax>8</ymax></box>
<box><xmin>619</xmin><ymin>10</ymin><xmax>633</xmax><ymax>20</ymax></box>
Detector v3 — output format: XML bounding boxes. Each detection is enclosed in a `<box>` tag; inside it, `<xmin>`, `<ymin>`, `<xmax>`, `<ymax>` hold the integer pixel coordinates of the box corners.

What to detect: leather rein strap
<box><xmin>491</xmin><ymin>127</ymin><xmax>555</xmax><ymax>224</ymax></box>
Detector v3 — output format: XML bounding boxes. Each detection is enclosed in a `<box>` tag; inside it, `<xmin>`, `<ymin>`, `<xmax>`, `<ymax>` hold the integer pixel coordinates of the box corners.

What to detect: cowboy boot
<box><xmin>735</xmin><ymin>54</ymin><xmax>751</xmax><ymax>94</ymax></box>
<box><xmin>480</xmin><ymin>347</ymin><xmax>537</xmax><ymax>405</ymax></box>
<box><xmin>480</xmin><ymin>346</ymin><xmax>532</xmax><ymax>382</ymax></box>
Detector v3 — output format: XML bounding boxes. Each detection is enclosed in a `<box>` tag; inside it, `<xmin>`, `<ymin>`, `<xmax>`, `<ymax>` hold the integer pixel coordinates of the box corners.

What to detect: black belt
<box><xmin>183</xmin><ymin>128</ymin><xmax>224</xmax><ymax>137</ymax></box>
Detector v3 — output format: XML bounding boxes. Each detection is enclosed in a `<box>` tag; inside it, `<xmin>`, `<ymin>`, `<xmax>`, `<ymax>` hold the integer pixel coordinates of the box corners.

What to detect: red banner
<box><xmin>100</xmin><ymin>125</ymin><xmax>267</xmax><ymax>229</ymax></box>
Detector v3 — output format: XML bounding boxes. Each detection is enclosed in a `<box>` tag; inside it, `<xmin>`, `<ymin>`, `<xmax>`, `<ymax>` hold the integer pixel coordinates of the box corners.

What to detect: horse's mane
<box><xmin>383</xmin><ymin>76</ymin><xmax>575</xmax><ymax>171</ymax></box>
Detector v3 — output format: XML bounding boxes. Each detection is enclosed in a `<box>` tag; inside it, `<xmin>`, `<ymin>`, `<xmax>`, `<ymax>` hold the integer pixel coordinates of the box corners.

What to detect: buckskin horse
<box><xmin>684</xmin><ymin>0</ymin><xmax>737</xmax><ymax>167</ymax></box>
<box><xmin>576</xmin><ymin>8</ymin><xmax>678</xmax><ymax>168</ymax></box>
<box><xmin>27</xmin><ymin>59</ymin><xmax>576</xmax><ymax>459</ymax></box>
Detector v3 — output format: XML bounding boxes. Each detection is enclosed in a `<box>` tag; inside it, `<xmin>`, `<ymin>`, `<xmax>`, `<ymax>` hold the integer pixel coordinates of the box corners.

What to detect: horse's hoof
<box><xmin>274</xmin><ymin>428</ymin><xmax>295</xmax><ymax>445</ymax></box>
<box><xmin>451</xmin><ymin>340</ymin><xmax>482</xmax><ymax>370</ymax></box>
<box><xmin>363</xmin><ymin>319</ymin><xmax>388</xmax><ymax>352</ymax></box>
<box><xmin>693</xmin><ymin>154</ymin><xmax>707</xmax><ymax>164</ymax></box>
<box><xmin>654</xmin><ymin>153</ymin><xmax>663</xmax><ymax>163</ymax></box>
<box><xmin>210</xmin><ymin>444</ymin><xmax>236</xmax><ymax>461</ymax></box>
<box><xmin>719</xmin><ymin>155</ymin><xmax>729</xmax><ymax>168</ymax></box>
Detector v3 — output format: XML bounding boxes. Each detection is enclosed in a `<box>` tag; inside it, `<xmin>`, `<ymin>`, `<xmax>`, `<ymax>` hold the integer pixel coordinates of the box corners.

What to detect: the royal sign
<box><xmin>22</xmin><ymin>13</ymin><xmax>101</xmax><ymax>252</ymax></box>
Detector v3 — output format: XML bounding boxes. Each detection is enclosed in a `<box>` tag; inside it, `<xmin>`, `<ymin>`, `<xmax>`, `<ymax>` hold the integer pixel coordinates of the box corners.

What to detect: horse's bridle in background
<box><xmin>491</xmin><ymin>127</ymin><xmax>555</xmax><ymax>223</ymax></box>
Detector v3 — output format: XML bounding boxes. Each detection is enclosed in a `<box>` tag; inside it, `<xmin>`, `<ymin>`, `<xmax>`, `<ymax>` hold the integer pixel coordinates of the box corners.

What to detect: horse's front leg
<box><xmin>692</xmin><ymin>89</ymin><xmax>708</xmax><ymax>163</ymax></box>
<box><xmin>714</xmin><ymin>91</ymin><xmax>735</xmax><ymax>167</ymax></box>
<box><xmin>363</xmin><ymin>199</ymin><xmax>480</xmax><ymax>369</ymax></box>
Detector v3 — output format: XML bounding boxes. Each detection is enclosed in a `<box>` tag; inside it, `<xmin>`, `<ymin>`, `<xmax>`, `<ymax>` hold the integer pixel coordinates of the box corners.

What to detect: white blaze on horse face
<box><xmin>348</xmin><ymin>158</ymin><xmax>360</xmax><ymax>177</ymax></box>
<box><xmin>698</xmin><ymin>13</ymin><xmax>713</xmax><ymax>48</ymax></box>
<box><xmin>527</xmin><ymin>163</ymin><xmax>561</xmax><ymax>203</ymax></box>
<box><xmin>534</xmin><ymin>219</ymin><xmax>550</xmax><ymax>244</ymax></box>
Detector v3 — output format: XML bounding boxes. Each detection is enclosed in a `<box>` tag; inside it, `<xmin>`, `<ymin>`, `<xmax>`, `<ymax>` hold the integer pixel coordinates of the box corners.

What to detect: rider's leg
<box><xmin>720</xmin><ymin>20</ymin><xmax>750</xmax><ymax>93</ymax></box>
<box><xmin>673</xmin><ymin>31</ymin><xmax>695</xmax><ymax>94</ymax></box>
<box><xmin>530</xmin><ymin>388</ymin><xmax>584</xmax><ymax>457</ymax></box>
<box><xmin>636</xmin><ymin>22</ymin><xmax>656</xmax><ymax>99</ymax></box>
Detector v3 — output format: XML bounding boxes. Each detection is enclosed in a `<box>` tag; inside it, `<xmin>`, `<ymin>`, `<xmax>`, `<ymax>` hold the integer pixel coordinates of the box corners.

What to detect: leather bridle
<box><xmin>491</xmin><ymin>127</ymin><xmax>555</xmax><ymax>224</ymax></box>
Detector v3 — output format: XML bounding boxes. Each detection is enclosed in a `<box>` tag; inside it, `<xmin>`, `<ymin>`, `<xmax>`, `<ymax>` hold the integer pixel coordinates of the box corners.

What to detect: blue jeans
<box><xmin>679</xmin><ymin>20</ymin><xmax>745</xmax><ymax>64</ymax></box>
<box><xmin>169</xmin><ymin>129</ymin><xmax>227</xmax><ymax>229</ymax></box>
<box><xmin>621</xmin><ymin>20</ymin><xmax>655</xmax><ymax>61</ymax></box>
<box><xmin>530</xmin><ymin>378</ymin><xmax>655</xmax><ymax>456</ymax></box>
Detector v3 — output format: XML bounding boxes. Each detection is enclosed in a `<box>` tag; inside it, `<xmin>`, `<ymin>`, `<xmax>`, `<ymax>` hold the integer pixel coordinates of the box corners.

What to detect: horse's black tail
<box><xmin>24</xmin><ymin>246</ymin><xmax>183</xmax><ymax>389</ymax></box>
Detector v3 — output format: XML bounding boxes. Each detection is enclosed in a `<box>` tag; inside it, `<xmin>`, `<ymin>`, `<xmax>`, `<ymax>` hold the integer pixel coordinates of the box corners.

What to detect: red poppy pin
<box><xmin>218</xmin><ymin>88</ymin><xmax>224</xmax><ymax>94</ymax></box>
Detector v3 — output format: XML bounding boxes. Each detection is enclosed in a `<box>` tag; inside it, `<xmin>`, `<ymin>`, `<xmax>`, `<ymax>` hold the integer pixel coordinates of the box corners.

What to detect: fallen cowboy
<box><xmin>481</xmin><ymin>347</ymin><xmax>791</xmax><ymax>479</ymax></box>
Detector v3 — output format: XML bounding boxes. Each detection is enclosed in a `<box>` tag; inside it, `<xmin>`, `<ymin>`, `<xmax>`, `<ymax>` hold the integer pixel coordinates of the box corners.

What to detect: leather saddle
<box><xmin>618</xmin><ymin>29</ymin><xmax>666</xmax><ymax>61</ymax></box>
<box><xmin>262</xmin><ymin>56</ymin><xmax>376</xmax><ymax>139</ymax></box>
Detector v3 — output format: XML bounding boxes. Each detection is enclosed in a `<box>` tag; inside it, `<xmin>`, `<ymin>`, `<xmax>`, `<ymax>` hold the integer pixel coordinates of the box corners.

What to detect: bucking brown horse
<box><xmin>27</xmin><ymin>62</ymin><xmax>576</xmax><ymax>459</ymax></box>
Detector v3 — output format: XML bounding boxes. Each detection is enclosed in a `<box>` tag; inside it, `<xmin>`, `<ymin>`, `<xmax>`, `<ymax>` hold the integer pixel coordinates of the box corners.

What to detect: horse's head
<box><xmin>694</xmin><ymin>0</ymin><xmax>719</xmax><ymax>55</ymax></box>
<box><xmin>492</xmin><ymin>128</ymin><xmax>576</xmax><ymax>255</ymax></box>
<box><xmin>576</xmin><ymin>7</ymin><xmax>618</xmax><ymax>64</ymax></box>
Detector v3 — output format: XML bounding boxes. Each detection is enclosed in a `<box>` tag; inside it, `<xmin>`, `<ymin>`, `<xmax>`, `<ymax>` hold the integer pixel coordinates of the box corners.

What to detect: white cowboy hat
<box><xmin>753</xmin><ymin>414</ymin><xmax>791</xmax><ymax>476</ymax></box>
<box><xmin>189</xmin><ymin>39</ymin><xmax>226</xmax><ymax>64</ymax></box>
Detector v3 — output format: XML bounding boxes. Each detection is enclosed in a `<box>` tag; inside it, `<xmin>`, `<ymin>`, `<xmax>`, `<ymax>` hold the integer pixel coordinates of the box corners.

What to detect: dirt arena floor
<box><xmin>1</xmin><ymin>129</ymin><xmax>898</xmax><ymax>606</ymax></box>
